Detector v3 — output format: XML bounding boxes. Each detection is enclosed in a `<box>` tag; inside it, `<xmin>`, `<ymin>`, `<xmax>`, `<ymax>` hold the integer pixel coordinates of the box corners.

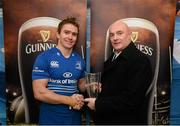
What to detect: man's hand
<box><xmin>84</xmin><ymin>98</ymin><xmax>96</xmax><ymax>110</ymax></box>
<box><xmin>71</xmin><ymin>94</ymin><xmax>84</xmax><ymax>110</ymax></box>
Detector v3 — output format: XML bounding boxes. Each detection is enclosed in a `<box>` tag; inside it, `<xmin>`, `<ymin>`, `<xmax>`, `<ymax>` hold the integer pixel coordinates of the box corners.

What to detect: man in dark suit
<box><xmin>85</xmin><ymin>20</ymin><xmax>152</xmax><ymax>124</ymax></box>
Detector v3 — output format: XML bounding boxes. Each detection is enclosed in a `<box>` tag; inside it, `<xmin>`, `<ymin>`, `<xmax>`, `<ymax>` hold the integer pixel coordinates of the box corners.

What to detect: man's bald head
<box><xmin>108</xmin><ymin>20</ymin><xmax>132</xmax><ymax>52</ymax></box>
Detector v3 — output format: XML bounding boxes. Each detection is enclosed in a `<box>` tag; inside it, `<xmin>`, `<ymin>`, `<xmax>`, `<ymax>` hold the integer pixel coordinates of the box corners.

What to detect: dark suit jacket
<box><xmin>94</xmin><ymin>42</ymin><xmax>152</xmax><ymax>125</ymax></box>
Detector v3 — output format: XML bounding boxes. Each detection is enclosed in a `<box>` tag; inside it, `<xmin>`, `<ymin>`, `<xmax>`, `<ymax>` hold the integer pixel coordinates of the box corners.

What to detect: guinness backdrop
<box><xmin>90</xmin><ymin>0</ymin><xmax>176</xmax><ymax>125</ymax></box>
<box><xmin>3</xmin><ymin>0</ymin><xmax>87</xmax><ymax>124</ymax></box>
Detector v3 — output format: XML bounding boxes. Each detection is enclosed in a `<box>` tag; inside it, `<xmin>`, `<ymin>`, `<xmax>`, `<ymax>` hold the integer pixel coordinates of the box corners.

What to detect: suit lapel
<box><xmin>104</xmin><ymin>56</ymin><xmax>118</xmax><ymax>74</ymax></box>
<box><xmin>103</xmin><ymin>42</ymin><xmax>135</xmax><ymax>75</ymax></box>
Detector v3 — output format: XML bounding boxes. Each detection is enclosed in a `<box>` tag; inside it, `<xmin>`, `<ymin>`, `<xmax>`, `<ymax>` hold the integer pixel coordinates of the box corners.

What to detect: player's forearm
<box><xmin>34</xmin><ymin>89</ymin><xmax>76</xmax><ymax>107</ymax></box>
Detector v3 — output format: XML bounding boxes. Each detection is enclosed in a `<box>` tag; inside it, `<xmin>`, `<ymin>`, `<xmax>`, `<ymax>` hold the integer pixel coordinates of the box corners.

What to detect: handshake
<box><xmin>69</xmin><ymin>82</ymin><xmax>101</xmax><ymax>110</ymax></box>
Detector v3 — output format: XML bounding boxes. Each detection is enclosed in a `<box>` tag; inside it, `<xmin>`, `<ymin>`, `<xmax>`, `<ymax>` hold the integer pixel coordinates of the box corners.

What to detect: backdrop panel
<box><xmin>3</xmin><ymin>0</ymin><xmax>87</xmax><ymax>124</ymax></box>
<box><xmin>170</xmin><ymin>0</ymin><xmax>180</xmax><ymax>124</ymax></box>
<box><xmin>0</xmin><ymin>1</ymin><xmax>6</xmax><ymax>125</ymax></box>
<box><xmin>90</xmin><ymin>0</ymin><xmax>176</xmax><ymax>125</ymax></box>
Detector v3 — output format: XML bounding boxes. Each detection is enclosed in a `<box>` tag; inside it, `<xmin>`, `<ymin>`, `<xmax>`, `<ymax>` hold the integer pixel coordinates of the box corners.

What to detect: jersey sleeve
<box><xmin>32</xmin><ymin>54</ymin><xmax>50</xmax><ymax>80</ymax></box>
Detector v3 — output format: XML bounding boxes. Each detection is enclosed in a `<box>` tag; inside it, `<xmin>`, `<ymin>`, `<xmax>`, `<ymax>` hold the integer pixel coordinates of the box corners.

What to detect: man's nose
<box><xmin>68</xmin><ymin>33</ymin><xmax>73</xmax><ymax>39</ymax></box>
<box><xmin>113</xmin><ymin>34</ymin><xmax>118</xmax><ymax>41</ymax></box>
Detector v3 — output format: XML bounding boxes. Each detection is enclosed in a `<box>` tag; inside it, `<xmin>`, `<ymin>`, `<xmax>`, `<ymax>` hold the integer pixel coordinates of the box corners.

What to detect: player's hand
<box><xmin>71</xmin><ymin>94</ymin><xmax>84</xmax><ymax>110</ymax></box>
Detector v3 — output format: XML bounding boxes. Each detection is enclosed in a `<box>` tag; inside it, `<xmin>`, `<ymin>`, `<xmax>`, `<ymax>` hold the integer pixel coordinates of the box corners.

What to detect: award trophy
<box><xmin>85</xmin><ymin>72</ymin><xmax>101</xmax><ymax>98</ymax></box>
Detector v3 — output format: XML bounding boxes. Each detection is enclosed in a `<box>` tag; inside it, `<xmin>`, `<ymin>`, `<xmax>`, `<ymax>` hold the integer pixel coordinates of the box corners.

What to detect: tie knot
<box><xmin>112</xmin><ymin>54</ymin><xmax>117</xmax><ymax>61</ymax></box>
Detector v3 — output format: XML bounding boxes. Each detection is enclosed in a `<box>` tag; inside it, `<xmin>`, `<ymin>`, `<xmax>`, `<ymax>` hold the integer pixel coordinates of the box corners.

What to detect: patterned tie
<box><xmin>112</xmin><ymin>54</ymin><xmax>117</xmax><ymax>62</ymax></box>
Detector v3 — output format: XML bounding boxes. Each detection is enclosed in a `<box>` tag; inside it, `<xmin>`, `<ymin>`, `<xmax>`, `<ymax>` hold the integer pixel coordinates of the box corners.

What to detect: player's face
<box><xmin>57</xmin><ymin>23</ymin><xmax>78</xmax><ymax>50</ymax></box>
<box><xmin>109</xmin><ymin>21</ymin><xmax>131</xmax><ymax>52</ymax></box>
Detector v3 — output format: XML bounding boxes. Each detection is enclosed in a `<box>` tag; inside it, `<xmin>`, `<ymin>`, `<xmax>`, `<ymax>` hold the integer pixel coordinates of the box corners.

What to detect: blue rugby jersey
<box><xmin>32</xmin><ymin>47</ymin><xmax>85</xmax><ymax>125</ymax></box>
<box><xmin>32</xmin><ymin>47</ymin><xmax>85</xmax><ymax>95</ymax></box>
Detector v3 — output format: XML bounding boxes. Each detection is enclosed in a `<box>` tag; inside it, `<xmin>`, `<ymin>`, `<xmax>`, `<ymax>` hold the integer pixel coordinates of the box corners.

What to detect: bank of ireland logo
<box><xmin>50</xmin><ymin>61</ymin><xmax>59</xmax><ymax>68</ymax></box>
<box><xmin>63</xmin><ymin>72</ymin><xmax>72</xmax><ymax>78</ymax></box>
<box><xmin>131</xmin><ymin>32</ymin><xmax>138</xmax><ymax>43</ymax></box>
<box><xmin>40</xmin><ymin>30</ymin><xmax>50</xmax><ymax>42</ymax></box>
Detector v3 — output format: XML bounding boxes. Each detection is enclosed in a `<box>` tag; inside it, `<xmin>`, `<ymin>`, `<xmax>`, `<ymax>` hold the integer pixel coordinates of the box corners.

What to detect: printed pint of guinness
<box><xmin>18</xmin><ymin>17</ymin><xmax>60</xmax><ymax>123</ymax></box>
<box><xmin>105</xmin><ymin>18</ymin><xmax>160</xmax><ymax>124</ymax></box>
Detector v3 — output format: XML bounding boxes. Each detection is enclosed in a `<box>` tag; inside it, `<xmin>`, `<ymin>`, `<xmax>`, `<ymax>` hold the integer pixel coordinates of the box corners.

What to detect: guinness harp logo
<box><xmin>131</xmin><ymin>32</ymin><xmax>138</xmax><ymax>43</ymax></box>
<box><xmin>40</xmin><ymin>30</ymin><xmax>50</xmax><ymax>42</ymax></box>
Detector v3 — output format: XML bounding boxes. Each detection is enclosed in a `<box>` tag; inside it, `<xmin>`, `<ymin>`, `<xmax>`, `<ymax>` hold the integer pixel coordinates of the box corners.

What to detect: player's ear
<box><xmin>56</xmin><ymin>32</ymin><xmax>60</xmax><ymax>39</ymax></box>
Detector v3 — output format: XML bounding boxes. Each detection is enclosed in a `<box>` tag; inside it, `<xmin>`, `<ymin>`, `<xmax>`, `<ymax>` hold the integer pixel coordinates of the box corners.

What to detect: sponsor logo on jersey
<box><xmin>63</xmin><ymin>72</ymin><xmax>72</xmax><ymax>78</ymax></box>
<box><xmin>50</xmin><ymin>61</ymin><xmax>59</xmax><ymax>68</ymax></box>
<box><xmin>75</xmin><ymin>61</ymin><xmax>81</xmax><ymax>70</ymax></box>
<box><xmin>32</xmin><ymin>67</ymin><xmax>44</xmax><ymax>72</ymax></box>
<box><xmin>49</xmin><ymin>78</ymin><xmax>77</xmax><ymax>84</ymax></box>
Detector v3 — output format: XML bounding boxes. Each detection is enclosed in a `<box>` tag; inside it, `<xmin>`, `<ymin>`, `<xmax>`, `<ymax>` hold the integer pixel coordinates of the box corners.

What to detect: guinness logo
<box><xmin>131</xmin><ymin>32</ymin><xmax>138</xmax><ymax>43</ymax></box>
<box><xmin>40</xmin><ymin>30</ymin><xmax>50</xmax><ymax>42</ymax></box>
